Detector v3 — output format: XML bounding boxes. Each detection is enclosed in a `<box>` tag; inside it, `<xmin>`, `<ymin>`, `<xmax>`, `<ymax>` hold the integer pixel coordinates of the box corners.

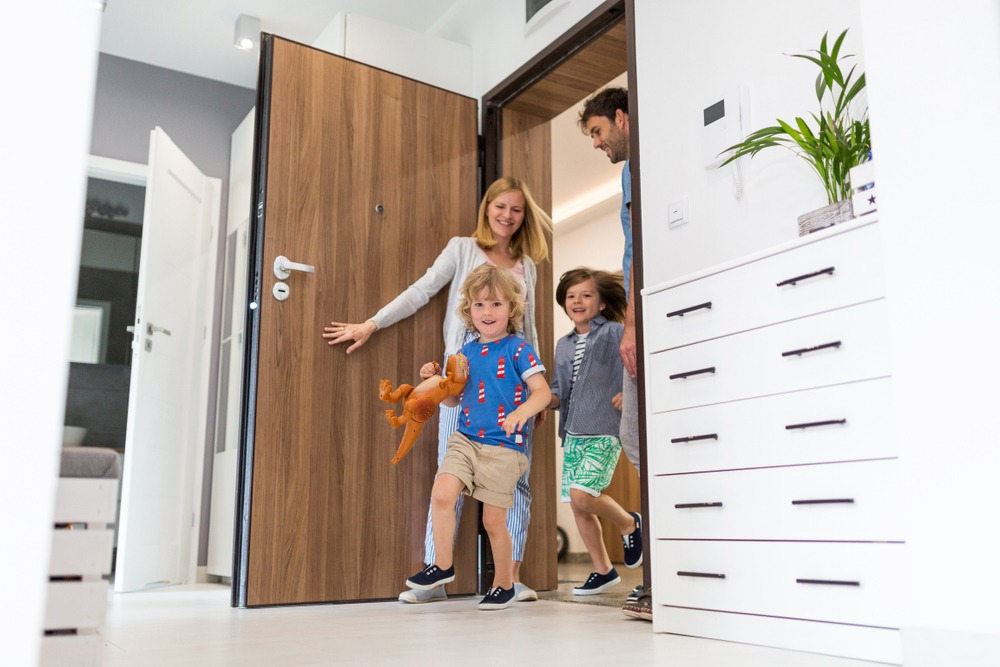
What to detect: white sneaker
<box><xmin>513</xmin><ymin>582</ymin><xmax>537</xmax><ymax>601</ymax></box>
<box><xmin>398</xmin><ymin>586</ymin><xmax>447</xmax><ymax>604</ymax></box>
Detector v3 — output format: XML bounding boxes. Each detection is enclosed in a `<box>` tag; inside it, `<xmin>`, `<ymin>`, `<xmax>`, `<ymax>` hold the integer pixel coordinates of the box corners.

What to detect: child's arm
<box><xmin>548</xmin><ymin>394</ymin><xmax>560</xmax><ymax>410</ymax></box>
<box><xmin>419</xmin><ymin>361</ymin><xmax>441</xmax><ymax>381</ymax></box>
<box><xmin>503</xmin><ymin>373</ymin><xmax>552</xmax><ymax>437</ymax></box>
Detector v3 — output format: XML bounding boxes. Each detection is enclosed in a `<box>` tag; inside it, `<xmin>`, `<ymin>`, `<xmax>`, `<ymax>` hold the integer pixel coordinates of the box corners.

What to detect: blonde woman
<box><xmin>323</xmin><ymin>177</ymin><xmax>551</xmax><ymax>603</ymax></box>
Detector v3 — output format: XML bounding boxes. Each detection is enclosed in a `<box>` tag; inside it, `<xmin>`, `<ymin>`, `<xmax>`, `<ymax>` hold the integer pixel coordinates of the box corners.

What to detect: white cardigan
<box><xmin>369</xmin><ymin>236</ymin><xmax>539</xmax><ymax>357</ymax></box>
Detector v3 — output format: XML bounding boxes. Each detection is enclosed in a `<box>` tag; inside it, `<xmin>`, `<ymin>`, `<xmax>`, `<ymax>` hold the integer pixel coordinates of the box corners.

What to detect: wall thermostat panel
<box><xmin>702</xmin><ymin>87</ymin><xmax>749</xmax><ymax>169</ymax></box>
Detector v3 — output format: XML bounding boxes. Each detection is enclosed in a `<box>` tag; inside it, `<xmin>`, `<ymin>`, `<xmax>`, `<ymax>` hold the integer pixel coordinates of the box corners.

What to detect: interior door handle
<box><xmin>274</xmin><ymin>256</ymin><xmax>316</xmax><ymax>279</ymax></box>
<box><xmin>146</xmin><ymin>323</ymin><xmax>171</xmax><ymax>336</ymax></box>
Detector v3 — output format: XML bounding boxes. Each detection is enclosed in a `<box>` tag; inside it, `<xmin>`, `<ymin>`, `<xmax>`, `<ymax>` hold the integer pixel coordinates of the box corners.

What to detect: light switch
<box><xmin>668</xmin><ymin>197</ymin><xmax>689</xmax><ymax>228</ymax></box>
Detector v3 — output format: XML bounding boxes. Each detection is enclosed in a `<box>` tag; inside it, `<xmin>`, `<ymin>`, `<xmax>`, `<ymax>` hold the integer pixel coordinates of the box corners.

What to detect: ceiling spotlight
<box><xmin>234</xmin><ymin>14</ymin><xmax>260</xmax><ymax>50</ymax></box>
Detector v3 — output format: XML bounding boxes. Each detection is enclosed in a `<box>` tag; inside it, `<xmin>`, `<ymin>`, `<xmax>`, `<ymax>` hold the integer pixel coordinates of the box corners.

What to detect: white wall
<box><xmin>634</xmin><ymin>0</ymin><xmax>865</xmax><ymax>288</ymax></box>
<box><xmin>858</xmin><ymin>1</ymin><xmax>1000</xmax><ymax>663</ymax></box>
<box><xmin>313</xmin><ymin>1</ymin><xmax>612</xmax><ymax>101</ymax></box>
<box><xmin>634</xmin><ymin>0</ymin><xmax>1000</xmax><ymax>661</ymax></box>
<box><xmin>0</xmin><ymin>1</ymin><xmax>102</xmax><ymax>663</ymax></box>
<box><xmin>312</xmin><ymin>12</ymin><xmax>475</xmax><ymax>97</ymax></box>
<box><xmin>430</xmin><ymin>0</ymin><xmax>610</xmax><ymax>97</ymax></box>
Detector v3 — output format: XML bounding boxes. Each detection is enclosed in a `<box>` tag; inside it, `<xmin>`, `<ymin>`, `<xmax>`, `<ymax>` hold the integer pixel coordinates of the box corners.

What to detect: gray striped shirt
<box><xmin>551</xmin><ymin>316</ymin><xmax>624</xmax><ymax>440</ymax></box>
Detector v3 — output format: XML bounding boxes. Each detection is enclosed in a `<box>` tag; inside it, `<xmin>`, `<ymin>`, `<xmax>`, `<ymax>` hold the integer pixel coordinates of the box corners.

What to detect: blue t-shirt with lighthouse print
<box><xmin>455</xmin><ymin>334</ymin><xmax>545</xmax><ymax>453</ymax></box>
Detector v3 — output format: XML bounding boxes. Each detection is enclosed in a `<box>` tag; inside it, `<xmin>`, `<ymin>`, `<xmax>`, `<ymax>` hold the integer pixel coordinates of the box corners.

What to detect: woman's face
<box><xmin>486</xmin><ymin>189</ymin><xmax>526</xmax><ymax>243</ymax></box>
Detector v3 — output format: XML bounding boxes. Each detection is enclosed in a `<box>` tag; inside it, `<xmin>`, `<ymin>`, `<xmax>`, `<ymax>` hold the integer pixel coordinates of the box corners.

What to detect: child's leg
<box><xmin>482</xmin><ymin>503</ymin><xmax>513</xmax><ymax>589</ymax></box>
<box><xmin>571</xmin><ymin>487</ymin><xmax>635</xmax><ymax>536</ymax></box>
<box><xmin>423</xmin><ymin>405</ymin><xmax>465</xmax><ymax>565</ymax></box>
<box><xmin>570</xmin><ymin>489</ymin><xmax>614</xmax><ymax>574</ymax></box>
<box><xmin>429</xmin><ymin>473</ymin><xmax>465</xmax><ymax>570</ymax></box>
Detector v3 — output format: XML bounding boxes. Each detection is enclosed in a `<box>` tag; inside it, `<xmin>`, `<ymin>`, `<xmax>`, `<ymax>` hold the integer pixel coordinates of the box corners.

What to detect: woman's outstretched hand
<box><xmin>322</xmin><ymin>320</ymin><xmax>378</xmax><ymax>354</ymax></box>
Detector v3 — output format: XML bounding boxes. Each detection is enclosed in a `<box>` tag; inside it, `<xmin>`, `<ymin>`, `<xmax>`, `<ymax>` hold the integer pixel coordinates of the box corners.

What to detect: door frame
<box><xmin>481</xmin><ymin>0</ymin><xmax>650</xmax><ymax>585</ymax></box>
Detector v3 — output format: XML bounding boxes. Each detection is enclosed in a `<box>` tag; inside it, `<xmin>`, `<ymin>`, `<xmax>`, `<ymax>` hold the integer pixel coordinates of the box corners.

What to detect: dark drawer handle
<box><xmin>785</xmin><ymin>419</ymin><xmax>847</xmax><ymax>430</ymax></box>
<box><xmin>671</xmin><ymin>433</ymin><xmax>719</xmax><ymax>444</ymax></box>
<box><xmin>782</xmin><ymin>341</ymin><xmax>842</xmax><ymax>357</ymax></box>
<box><xmin>667</xmin><ymin>301</ymin><xmax>713</xmax><ymax>318</ymax></box>
<box><xmin>674</xmin><ymin>502</ymin><xmax>724</xmax><ymax>509</ymax></box>
<box><xmin>796</xmin><ymin>578</ymin><xmax>860</xmax><ymax>587</ymax></box>
<box><xmin>678</xmin><ymin>571</ymin><xmax>726</xmax><ymax>579</ymax></box>
<box><xmin>777</xmin><ymin>266</ymin><xmax>835</xmax><ymax>287</ymax></box>
<box><xmin>670</xmin><ymin>366</ymin><xmax>716</xmax><ymax>380</ymax></box>
<box><xmin>791</xmin><ymin>498</ymin><xmax>855</xmax><ymax>505</ymax></box>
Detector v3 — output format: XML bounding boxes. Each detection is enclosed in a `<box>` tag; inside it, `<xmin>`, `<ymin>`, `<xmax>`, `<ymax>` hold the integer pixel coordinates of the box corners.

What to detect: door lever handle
<box><xmin>147</xmin><ymin>323</ymin><xmax>171</xmax><ymax>336</ymax></box>
<box><xmin>274</xmin><ymin>256</ymin><xmax>316</xmax><ymax>279</ymax></box>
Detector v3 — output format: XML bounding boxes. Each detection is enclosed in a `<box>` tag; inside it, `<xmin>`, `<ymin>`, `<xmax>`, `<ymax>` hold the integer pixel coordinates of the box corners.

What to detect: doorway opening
<box><xmin>64</xmin><ymin>158</ymin><xmax>147</xmax><ymax>576</ymax></box>
<box><xmin>481</xmin><ymin>0</ymin><xmax>646</xmax><ymax>605</ymax></box>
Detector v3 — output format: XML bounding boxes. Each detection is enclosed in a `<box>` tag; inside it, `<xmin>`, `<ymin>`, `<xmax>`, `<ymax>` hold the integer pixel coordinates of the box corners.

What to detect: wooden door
<box><xmin>236</xmin><ymin>36</ymin><xmax>478</xmax><ymax>606</ymax></box>
<box><xmin>500</xmin><ymin>108</ymin><xmax>558</xmax><ymax>590</ymax></box>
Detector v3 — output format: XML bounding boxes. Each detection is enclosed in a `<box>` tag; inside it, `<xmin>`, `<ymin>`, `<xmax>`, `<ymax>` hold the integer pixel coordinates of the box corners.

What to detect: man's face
<box><xmin>585</xmin><ymin>109</ymin><xmax>629</xmax><ymax>164</ymax></box>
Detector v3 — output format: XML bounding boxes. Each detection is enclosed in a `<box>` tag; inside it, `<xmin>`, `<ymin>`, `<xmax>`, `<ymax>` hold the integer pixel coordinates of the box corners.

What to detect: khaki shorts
<box><xmin>438</xmin><ymin>432</ymin><xmax>529</xmax><ymax>509</ymax></box>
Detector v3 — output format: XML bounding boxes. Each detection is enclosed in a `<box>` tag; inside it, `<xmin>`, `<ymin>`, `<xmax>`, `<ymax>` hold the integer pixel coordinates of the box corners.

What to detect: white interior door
<box><xmin>115</xmin><ymin>127</ymin><xmax>220</xmax><ymax>592</ymax></box>
<box><xmin>207</xmin><ymin>110</ymin><xmax>254</xmax><ymax>578</ymax></box>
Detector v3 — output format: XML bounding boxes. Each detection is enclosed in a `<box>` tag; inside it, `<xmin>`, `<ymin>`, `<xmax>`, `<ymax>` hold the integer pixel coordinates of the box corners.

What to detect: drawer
<box><xmin>40</xmin><ymin>633</ymin><xmax>103</xmax><ymax>667</ymax></box>
<box><xmin>54</xmin><ymin>478</ymin><xmax>119</xmax><ymax>524</ymax></box>
<box><xmin>653</xmin><ymin>459</ymin><xmax>904</xmax><ymax>541</ymax></box>
<box><xmin>648</xmin><ymin>299</ymin><xmax>891</xmax><ymax>413</ymax></box>
<box><xmin>653</xmin><ymin>540</ymin><xmax>904</xmax><ymax>628</ymax></box>
<box><xmin>49</xmin><ymin>529</ymin><xmax>115</xmax><ymax>577</ymax></box>
<box><xmin>44</xmin><ymin>580</ymin><xmax>108</xmax><ymax>630</ymax></box>
<box><xmin>648</xmin><ymin>378</ymin><xmax>897</xmax><ymax>474</ymax></box>
<box><xmin>644</xmin><ymin>221</ymin><xmax>885</xmax><ymax>353</ymax></box>
<box><xmin>653</xmin><ymin>607</ymin><xmax>902</xmax><ymax>664</ymax></box>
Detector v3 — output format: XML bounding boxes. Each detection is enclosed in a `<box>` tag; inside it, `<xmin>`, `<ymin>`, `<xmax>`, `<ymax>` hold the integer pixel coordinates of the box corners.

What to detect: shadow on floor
<box><xmin>540</xmin><ymin>560</ymin><xmax>643</xmax><ymax>608</ymax></box>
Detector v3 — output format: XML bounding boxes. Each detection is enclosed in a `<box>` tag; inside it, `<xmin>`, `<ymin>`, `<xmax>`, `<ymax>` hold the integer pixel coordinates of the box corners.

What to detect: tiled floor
<box><xmin>99</xmin><ymin>562</ymin><xmax>885</xmax><ymax>666</ymax></box>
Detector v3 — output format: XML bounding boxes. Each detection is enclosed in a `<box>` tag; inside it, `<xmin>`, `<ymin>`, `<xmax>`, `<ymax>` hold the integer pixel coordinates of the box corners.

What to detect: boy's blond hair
<box><xmin>456</xmin><ymin>264</ymin><xmax>525</xmax><ymax>336</ymax></box>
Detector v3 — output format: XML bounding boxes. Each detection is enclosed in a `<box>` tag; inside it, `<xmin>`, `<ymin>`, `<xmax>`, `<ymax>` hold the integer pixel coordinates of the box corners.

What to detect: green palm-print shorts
<box><xmin>561</xmin><ymin>434</ymin><xmax>622</xmax><ymax>501</ymax></box>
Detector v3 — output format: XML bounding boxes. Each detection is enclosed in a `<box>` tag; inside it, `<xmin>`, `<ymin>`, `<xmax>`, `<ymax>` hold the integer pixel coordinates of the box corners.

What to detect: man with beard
<box><xmin>577</xmin><ymin>87</ymin><xmax>650</xmax><ymax>621</ymax></box>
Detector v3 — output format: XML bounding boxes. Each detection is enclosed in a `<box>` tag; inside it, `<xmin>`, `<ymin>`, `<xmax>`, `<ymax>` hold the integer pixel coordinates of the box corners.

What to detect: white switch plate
<box><xmin>668</xmin><ymin>197</ymin><xmax>689</xmax><ymax>228</ymax></box>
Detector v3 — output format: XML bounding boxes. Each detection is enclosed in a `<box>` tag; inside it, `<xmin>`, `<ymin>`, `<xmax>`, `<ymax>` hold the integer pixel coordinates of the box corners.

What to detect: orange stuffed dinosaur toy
<box><xmin>379</xmin><ymin>353</ymin><xmax>470</xmax><ymax>464</ymax></box>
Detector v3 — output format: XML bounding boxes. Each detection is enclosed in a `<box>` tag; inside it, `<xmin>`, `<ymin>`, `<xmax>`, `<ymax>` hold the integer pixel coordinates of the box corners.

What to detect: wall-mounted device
<box><xmin>702</xmin><ymin>86</ymin><xmax>750</xmax><ymax>169</ymax></box>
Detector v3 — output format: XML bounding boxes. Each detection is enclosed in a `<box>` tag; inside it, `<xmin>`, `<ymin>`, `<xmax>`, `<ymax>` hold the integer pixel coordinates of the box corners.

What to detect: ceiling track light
<box><xmin>234</xmin><ymin>14</ymin><xmax>261</xmax><ymax>50</ymax></box>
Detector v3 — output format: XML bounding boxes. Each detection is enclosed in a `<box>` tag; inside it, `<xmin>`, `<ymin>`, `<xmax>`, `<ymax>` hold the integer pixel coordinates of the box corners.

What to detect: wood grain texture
<box><xmin>505</xmin><ymin>22</ymin><xmax>627</xmax><ymax>120</ymax></box>
<box><xmin>247</xmin><ymin>38</ymin><xmax>477</xmax><ymax>606</ymax></box>
<box><xmin>500</xmin><ymin>108</ymin><xmax>557</xmax><ymax>591</ymax></box>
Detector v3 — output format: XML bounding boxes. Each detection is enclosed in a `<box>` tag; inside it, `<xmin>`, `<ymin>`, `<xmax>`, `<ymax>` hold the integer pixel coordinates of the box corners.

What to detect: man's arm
<box><xmin>621</xmin><ymin>205</ymin><xmax>637</xmax><ymax>378</ymax></box>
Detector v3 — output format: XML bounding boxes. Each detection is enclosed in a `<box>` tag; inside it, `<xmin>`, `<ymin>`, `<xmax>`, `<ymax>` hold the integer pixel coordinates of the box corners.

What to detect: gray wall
<box><xmin>90</xmin><ymin>53</ymin><xmax>256</xmax><ymax>566</ymax></box>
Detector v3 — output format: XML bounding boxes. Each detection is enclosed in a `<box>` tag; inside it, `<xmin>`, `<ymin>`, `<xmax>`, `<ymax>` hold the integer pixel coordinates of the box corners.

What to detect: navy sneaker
<box><xmin>477</xmin><ymin>585</ymin><xmax>515</xmax><ymax>610</ymax></box>
<box><xmin>573</xmin><ymin>568</ymin><xmax>622</xmax><ymax>596</ymax></box>
<box><xmin>622</xmin><ymin>512</ymin><xmax>643</xmax><ymax>568</ymax></box>
<box><xmin>406</xmin><ymin>564</ymin><xmax>455</xmax><ymax>591</ymax></box>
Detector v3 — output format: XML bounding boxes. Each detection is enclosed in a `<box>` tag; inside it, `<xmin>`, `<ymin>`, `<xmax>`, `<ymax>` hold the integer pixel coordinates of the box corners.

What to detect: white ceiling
<box><xmin>97</xmin><ymin>0</ymin><xmax>624</xmax><ymax>216</ymax></box>
<box><xmin>98</xmin><ymin>0</ymin><xmax>461</xmax><ymax>89</ymax></box>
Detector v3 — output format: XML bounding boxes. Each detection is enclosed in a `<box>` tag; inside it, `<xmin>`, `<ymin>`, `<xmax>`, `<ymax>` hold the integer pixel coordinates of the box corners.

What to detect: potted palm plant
<box><xmin>720</xmin><ymin>28</ymin><xmax>871</xmax><ymax>235</ymax></box>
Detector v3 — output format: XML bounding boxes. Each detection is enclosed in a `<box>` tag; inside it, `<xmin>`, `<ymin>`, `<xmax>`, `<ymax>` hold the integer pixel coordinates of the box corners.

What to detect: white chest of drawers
<box><xmin>642</xmin><ymin>219</ymin><xmax>903</xmax><ymax>664</ymax></box>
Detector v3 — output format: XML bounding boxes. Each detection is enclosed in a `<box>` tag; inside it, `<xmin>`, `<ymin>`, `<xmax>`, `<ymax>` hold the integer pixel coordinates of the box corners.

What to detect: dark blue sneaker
<box><xmin>477</xmin><ymin>585</ymin><xmax>515</xmax><ymax>610</ymax></box>
<box><xmin>406</xmin><ymin>564</ymin><xmax>455</xmax><ymax>591</ymax></box>
<box><xmin>622</xmin><ymin>512</ymin><xmax>643</xmax><ymax>568</ymax></box>
<box><xmin>573</xmin><ymin>568</ymin><xmax>621</xmax><ymax>596</ymax></box>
